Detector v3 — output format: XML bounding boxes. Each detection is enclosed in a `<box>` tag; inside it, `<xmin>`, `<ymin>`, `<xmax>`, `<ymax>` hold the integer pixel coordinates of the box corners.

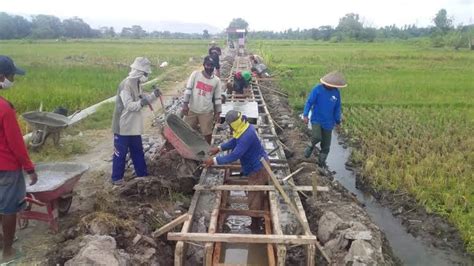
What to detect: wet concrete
<box><xmin>165</xmin><ymin>114</ymin><xmax>210</xmax><ymax>160</ymax></box>
<box><xmin>327</xmin><ymin>132</ymin><xmax>471</xmax><ymax>265</ymax></box>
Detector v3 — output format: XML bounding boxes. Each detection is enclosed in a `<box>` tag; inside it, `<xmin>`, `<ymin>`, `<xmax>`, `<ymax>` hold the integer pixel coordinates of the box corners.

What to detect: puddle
<box><xmin>328</xmin><ymin>131</ymin><xmax>471</xmax><ymax>265</ymax></box>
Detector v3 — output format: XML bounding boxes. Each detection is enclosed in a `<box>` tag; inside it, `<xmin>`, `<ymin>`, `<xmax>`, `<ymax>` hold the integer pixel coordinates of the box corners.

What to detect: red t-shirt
<box><xmin>0</xmin><ymin>97</ymin><xmax>35</xmax><ymax>173</ymax></box>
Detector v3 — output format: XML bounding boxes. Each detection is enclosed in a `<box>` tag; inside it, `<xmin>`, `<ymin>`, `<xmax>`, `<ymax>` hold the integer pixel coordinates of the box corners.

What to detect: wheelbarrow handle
<box><xmin>24</xmin><ymin>194</ymin><xmax>46</xmax><ymax>207</ymax></box>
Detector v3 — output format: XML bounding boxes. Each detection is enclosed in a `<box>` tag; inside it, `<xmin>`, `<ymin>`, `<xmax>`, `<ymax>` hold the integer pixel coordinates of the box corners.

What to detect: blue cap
<box><xmin>0</xmin><ymin>56</ymin><xmax>26</xmax><ymax>75</ymax></box>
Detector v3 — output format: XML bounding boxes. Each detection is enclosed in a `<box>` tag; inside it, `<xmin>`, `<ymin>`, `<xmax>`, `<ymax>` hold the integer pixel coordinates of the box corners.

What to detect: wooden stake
<box><xmin>152</xmin><ymin>214</ymin><xmax>190</xmax><ymax>238</ymax></box>
<box><xmin>282</xmin><ymin>167</ymin><xmax>305</xmax><ymax>182</ymax></box>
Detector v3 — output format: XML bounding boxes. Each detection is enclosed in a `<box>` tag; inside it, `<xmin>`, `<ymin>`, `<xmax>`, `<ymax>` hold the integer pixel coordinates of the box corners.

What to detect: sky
<box><xmin>2</xmin><ymin>0</ymin><xmax>473</xmax><ymax>32</ymax></box>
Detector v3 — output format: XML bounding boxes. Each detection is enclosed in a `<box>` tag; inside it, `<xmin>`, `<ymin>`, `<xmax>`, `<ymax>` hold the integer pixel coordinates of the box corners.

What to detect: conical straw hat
<box><xmin>320</xmin><ymin>71</ymin><xmax>347</xmax><ymax>88</ymax></box>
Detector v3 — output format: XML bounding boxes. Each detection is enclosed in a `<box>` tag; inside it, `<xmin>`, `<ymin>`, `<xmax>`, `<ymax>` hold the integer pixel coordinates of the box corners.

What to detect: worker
<box><xmin>208</xmin><ymin>41</ymin><xmax>222</xmax><ymax>77</ymax></box>
<box><xmin>249</xmin><ymin>54</ymin><xmax>263</xmax><ymax>65</ymax></box>
<box><xmin>111</xmin><ymin>57</ymin><xmax>161</xmax><ymax>185</ymax></box>
<box><xmin>205</xmin><ymin>110</ymin><xmax>269</xmax><ymax>230</ymax></box>
<box><xmin>232</xmin><ymin>70</ymin><xmax>252</xmax><ymax>94</ymax></box>
<box><xmin>303</xmin><ymin>71</ymin><xmax>347</xmax><ymax>168</ymax></box>
<box><xmin>0</xmin><ymin>55</ymin><xmax>38</xmax><ymax>264</ymax></box>
<box><xmin>182</xmin><ymin>56</ymin><xmax>222</xmax><ymax>144</ymax></box>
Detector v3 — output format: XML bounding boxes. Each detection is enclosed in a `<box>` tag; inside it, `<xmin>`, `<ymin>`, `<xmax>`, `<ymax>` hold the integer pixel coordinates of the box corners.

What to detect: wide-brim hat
<box><xmin>130</xmin><ymin>57</ymin><xmax>152</xmax><ymax>74</ymax></box>
<box><xmin>320</xmin><ymin>71</ymin><xmax>347</xmax><ymax>88</ymax></box>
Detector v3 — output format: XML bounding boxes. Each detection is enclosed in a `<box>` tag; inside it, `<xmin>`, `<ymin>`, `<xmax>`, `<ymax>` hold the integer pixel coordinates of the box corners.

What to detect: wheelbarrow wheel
<box><xmin>58</xmin><ymin>196</ymin><xmax>73</xmax><ymax>217</ymax></box>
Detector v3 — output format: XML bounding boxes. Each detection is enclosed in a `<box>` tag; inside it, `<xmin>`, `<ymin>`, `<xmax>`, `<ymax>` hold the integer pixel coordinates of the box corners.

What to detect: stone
<box><xmin>65</xmin><ymin>235</ymin><xmax>130</xmax><ymax>266</ymax></box>
<box><xmin>317</xmin><ymin>211</ymin><xmax>345</xmax><ymax>244</ymax></box>
<box><xmin>344</xmin><ymin>240</ymin><xmax>376</xmax><ymax>265</ymax></box>
<box><xmin>345</xmin><ymin>230</ymin><xmax>373</xmax><ymax>241</ymax></box>
<box><xmin>323</xmin><ymin>233</ymin><xmax>349</xmax><ymax>258</ymax></box>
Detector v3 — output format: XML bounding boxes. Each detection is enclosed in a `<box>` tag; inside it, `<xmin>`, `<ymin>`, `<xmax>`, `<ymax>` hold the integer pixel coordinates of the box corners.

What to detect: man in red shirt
<box><xmin>0</xmin><ymin>55</ymin><xmax>38</xmax><ymax>263</ymax></box>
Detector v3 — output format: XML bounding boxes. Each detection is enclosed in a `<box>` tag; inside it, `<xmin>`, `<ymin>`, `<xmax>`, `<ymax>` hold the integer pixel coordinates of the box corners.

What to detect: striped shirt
<box><xmin>184</xmin><ymin>70</ymin><xmax>222</xmax><ymax>114</ymax></box>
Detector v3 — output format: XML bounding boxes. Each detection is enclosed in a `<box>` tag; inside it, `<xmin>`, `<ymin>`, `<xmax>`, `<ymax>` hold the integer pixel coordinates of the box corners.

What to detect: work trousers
<box><xmin>247</xmin><ymin>167</ymin><xmax>270</xmax><ymax>211</ymax></box>
<box><xmin>309</xmin><ymin>123</ymin><xmax>332</xmax><ymax>165</ymax></box>
<box><xmin>111</xmin><ymin>134</ymin><xmax>148</xmax><ymax>181</ymax></box>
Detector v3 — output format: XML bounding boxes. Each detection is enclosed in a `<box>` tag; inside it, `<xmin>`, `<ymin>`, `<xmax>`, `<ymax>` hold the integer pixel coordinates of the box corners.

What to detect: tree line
<box><xmin>1</xmin><ymin>10</ymin><xmax>472</xmax><ymax>49</ymax></box>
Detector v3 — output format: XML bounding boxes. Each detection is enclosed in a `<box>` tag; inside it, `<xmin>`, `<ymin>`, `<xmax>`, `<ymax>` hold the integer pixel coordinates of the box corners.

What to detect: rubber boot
<box><xmin>318</xmin><ymin>153</ymin><xmax>328</xmax><ymax>168</ymax></box>
<box><xmin>304</xmin><ymin>145</ymin><xmax>314</xmax><ymax>158</ymax></box>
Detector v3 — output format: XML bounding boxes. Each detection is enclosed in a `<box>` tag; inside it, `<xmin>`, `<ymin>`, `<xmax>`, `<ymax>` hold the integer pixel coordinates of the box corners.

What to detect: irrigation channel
<box><xmin>168</xmin><ymin>53</ymin><xmax>319</xmax><ymax>265</ymax></box>
<box><xmin>327</xmin><ymin>134</ymin><xmax>471</xmax><ymax>265</ymax></box>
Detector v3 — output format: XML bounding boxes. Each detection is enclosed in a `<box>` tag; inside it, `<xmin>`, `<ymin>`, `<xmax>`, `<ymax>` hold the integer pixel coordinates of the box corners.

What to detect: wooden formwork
<box><xmin>172</xmin><ymin>55</ymin><xmax>321</xmax><ymax>266</ymax></box>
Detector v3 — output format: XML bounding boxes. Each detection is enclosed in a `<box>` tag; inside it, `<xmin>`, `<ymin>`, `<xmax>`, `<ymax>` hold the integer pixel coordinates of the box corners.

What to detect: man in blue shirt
<box><xmin>303</xmin><ymin>71</ymin><xmax>347</xmax><ymax>168</ymax></box>
<box><xmin>204</xmin><ymin>110</ymin><xmax>269</xmax><ymax>229</ymax></box>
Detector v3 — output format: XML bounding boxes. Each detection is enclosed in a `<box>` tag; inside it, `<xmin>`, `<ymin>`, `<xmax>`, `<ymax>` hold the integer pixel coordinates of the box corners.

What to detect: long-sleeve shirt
<box><xmin>215</xmin><ymin>124</ymin><xmax>268</xmax><ymax>176</ymax></box>
<box><xmin>112</xmin><ymin>77</ymin><xmax>156</xmax><ymax>136</ymax></box>
<box><xmin>303</xmin><ymin>83</ymin><xmax>341</xmax><ymax>130</ymax></box>
<box><xmin>184</xmin><ymin>71</ymin><xmax>222</xmax><ymax>114</ymax></box>
<box><xmin>0</xmin><ymin>97</ymin><xmax>35</xmax><ymax>173</ymax></box>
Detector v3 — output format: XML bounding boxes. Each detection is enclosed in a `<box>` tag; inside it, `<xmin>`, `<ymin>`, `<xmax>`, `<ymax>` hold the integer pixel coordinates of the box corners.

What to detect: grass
<box><xmin>250</xmin><ymin>40</ymin><xmax>474</xmax><ymax>253</ymax></box>
<box><xmin>0</xmin><ymin>39</ymin><xmax>209</xmax><ymax>114</ymax></box>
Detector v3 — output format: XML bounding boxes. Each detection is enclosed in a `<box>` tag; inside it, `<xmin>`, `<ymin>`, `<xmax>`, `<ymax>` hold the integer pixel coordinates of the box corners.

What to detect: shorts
<box><xmin>0</xmin><ymin>170</ymin><xmax>27</xmax><ymax>215</ymax></box>
<box><xmin>184</xmin><ymin>110</ymin><xmax>215</xmax><ymax>136</ymax></box>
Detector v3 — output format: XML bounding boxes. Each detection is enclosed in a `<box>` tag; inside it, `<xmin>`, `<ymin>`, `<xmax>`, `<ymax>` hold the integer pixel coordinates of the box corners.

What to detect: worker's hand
<box><xmin>209</xmin><ymin>147</ymin><xmax>220</xmax><ymax>156</ymax></box>
<box><xmin>181</xmin><ymin>103</ymin><xmax>189</xmax><ymax>116</ymax></box>
<box><xmin>29</xmin><ymin>172</ymin><xmax>38</xmax><ymax>186</ymax></box>
<box><xmin>152</xmin><ymin>86</ymin><xmax>162</xmax><ymax>97</ymax></box>
<box><xmin>214</xmin><ymin>112</ymin><xmax>221</xmax><ymax>124</ymax></box>
<box><xmin>140</xmin><ymin>97</ymin><xmax>150</xmax><ymax>107</ymax></box>
<box><xmin>303</xmin><ymin>116</ymin><xmax>309</xmax><ymax>124</ymax></box>
<box><xmin>203</xmin><ymin>158</ymin><xmax>214</xmax><ymax>168</ymax></box>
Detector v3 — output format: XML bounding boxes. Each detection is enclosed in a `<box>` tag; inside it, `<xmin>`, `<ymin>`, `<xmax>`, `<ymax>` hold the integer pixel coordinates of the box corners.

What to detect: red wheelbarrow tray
<box><xmin>19</xmin><ymin>162</ymin><xmax>89</xmax><ymax>232</ymax></box>
<box><xmin>163</xmin><ymin>114</ymin><xmax>210</xmax><ymax>161</ymax></box>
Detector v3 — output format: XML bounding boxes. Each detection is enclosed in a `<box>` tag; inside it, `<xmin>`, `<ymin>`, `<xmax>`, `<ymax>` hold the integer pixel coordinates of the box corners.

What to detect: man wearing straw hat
<box><xmin>303</xmin><ymin>71</ymin><xmax>347</xmax><ymax>168</ymax></box>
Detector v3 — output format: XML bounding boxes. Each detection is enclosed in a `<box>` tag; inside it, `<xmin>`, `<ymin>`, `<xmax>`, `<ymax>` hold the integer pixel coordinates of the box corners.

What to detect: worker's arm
<box><xmin>183</xmin><ymin>71</ymin><xmax>198</xmax><ymax>112</ymax></box>
<box><xmin>215</xmin><ymin>139</ymin><xmax>250</xmax><ymax>165</ymax></box>
<box><xmin>303</xmin><ymin>87</ymin><xmax>318</xmax><ymax>118</ymax></box>
<box><xmin>219</xmin><ymin>138</ymin><xmax>237</xmax><ymax>151</ymax></box>
<box><xmin>120</xmin><ymin>87</ymin><xmax>149</xmax><ymax>112</ymax></box>
<box><xmin>334</xmin><ymin>92</ymin><xmax>342</xmax><ymax>125</ymax></box>
<box><xmin>213</xmin><ymin>79</ymin><xmax>222</xmax><ymax>113</ymax></box>
<box><xmin>3</xmin><ymin>108</ymin><xmax>35</xmax><ymax>173</ymax></box>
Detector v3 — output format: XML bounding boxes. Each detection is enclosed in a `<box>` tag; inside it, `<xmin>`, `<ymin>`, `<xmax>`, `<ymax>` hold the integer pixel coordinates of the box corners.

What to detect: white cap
<box><xmin>130</xmin><ymin>57</ymin><xmax>152</xmax><ymax>74</ymax></box>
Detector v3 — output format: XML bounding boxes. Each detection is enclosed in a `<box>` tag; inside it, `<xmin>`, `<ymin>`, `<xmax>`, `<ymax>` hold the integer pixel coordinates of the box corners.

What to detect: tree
<box><xmin>336</xmin><ymin>13</ymin><xmax>363</xmax><ymax>40</ymax></box>
<box><xmin>203</xmin><ymin>29</ymin><xmax>210</xmax><ymax>39</ymax></box>
<box><xmin>62</xmin><ymin>17</ymin><xmax>92</xmax><ymax>38</ymax></box>
<box><xmin>31</xmin><ymin>15</ymin><xmax>63</xmax><ymax>39</ymax></box>
<box><xmin>228</xmin><ymin>18</ymin><xmax>249</xmax><ymax>30</ymax></box>
<box><xmin>0</xmin><ymin>12</ymin><xmax>31</xmax><ymax>39</ymax></box>
<box><xmin>433</xmin><ymin>9</ymin><xmax>453</xmax><ymax>33</ymax></box>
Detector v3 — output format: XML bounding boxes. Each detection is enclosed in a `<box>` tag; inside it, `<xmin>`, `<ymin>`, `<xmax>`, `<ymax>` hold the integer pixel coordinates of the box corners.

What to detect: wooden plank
<box><xmin>194</xmin><ymin>185</ymin><xmax>328</xmax><ymax>192</ymax></box>
<box><xmin>152</xmin><ymin>214</ymin><xmax>190</xmax><ymax>238</ymax></box>
<box><xmin>269</xmin><ymin>192</ymin><xmax>286</xmax><ymax>266</ymax></box>
<box><xmin>219</xmin><ymin>208</ymin><xmax>268</xmax><ymax>218</ymax></box>
<box><xmin>260</xmin><ymin>158</ymin><xmax>311</xmax><ymax>233</ymax></box>
<box><xmin>263</xmin><ymin>197</ymin><xmax>276</xmax><ymax>266</ymax></box>
<box><xmin>282</xmin><ymin>167</ymin><xmax>305</xmax><ymax>182</ymax></box>
<box><xmin>213</xmin><ymin>191</ymin><xmax>229</xmax><ymax>266</ymax></box>
<box><xmin>168</xmin><ymin>233</ymin><xmax>317</xmax><ymax>245</ymax></box>
<box><xmin>205</xmin><ymin>188</ymin><xmax>222</xmax><ymax>265</ymax></box>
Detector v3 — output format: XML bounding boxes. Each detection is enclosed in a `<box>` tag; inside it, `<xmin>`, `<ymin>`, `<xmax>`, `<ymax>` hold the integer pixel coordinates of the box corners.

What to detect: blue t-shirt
<box><xmin>303</xmin><ymin>83</ymin><xmax>341</xmax><ymax>130</ymax></box>
<box><xmin>216</xmin><ymin>124</ymin><xmax>268</xmax><ymax>176</ymax></box>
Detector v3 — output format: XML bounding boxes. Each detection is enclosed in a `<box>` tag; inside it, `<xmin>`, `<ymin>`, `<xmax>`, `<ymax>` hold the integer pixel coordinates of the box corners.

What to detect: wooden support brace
<box><xmin>152</xmin><ymin>214</ymin><xmax>190</xmax><ymax>238</ymax></box>
<box><xmin>168</xmin><ymin>233</ymin><xmax>317</xmax><ymax>245</ymax></box>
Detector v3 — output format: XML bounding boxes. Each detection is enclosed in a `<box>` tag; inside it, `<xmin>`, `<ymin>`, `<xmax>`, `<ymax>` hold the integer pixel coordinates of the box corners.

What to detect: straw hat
<box><xmin>320</xmin><ymin>71</ymin><xmax>347</xmax><ymax>88</ymax></box>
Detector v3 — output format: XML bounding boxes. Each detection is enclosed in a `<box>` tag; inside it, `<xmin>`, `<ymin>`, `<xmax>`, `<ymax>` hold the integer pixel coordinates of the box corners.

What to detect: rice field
<box><xmin>250</xmin><ymin>40</ymin><xmax>474</xmax><ymax>252</ymax></box>
<box><xmin>0</xmin><ymin>39</ymin><xmax>208</xmax><ymax>114</ymax></box>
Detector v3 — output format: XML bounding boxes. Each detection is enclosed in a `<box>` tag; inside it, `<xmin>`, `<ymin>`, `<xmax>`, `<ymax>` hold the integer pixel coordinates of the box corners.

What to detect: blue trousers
<box><xmin>111</xmin><ymin>134</ymin><xmax>148</xmax><ymax>181</ymax></box>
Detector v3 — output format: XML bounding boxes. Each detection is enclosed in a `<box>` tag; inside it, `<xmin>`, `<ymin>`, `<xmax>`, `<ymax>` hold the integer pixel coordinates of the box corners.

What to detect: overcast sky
<box><xmin>3</xmin><ymin>0</ymin><xmax>473</xmax><ymax>32</ymax></box>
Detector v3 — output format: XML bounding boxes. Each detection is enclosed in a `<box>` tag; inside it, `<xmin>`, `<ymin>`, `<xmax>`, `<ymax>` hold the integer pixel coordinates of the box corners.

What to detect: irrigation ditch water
<box><xmin>327</xmin><ymin>132</ymin><xmax>470</xmax><ymax>265</ymax></box>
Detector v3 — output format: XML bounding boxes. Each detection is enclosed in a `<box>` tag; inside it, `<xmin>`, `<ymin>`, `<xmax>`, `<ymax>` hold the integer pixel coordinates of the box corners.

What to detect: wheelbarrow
<box><xmin>21</xmin><ymin>111</ymin><xmax>70</xmax><ymax>147</ymax></box>
<box><xmin>163</xmin><ymin>113</ymin><xmax>210</xmax><ymax>161</ymax></box>
<box><xmin>18</xmin><ymin>162</ymin><xmax>89</xmax><ymax>232</ymax></box>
